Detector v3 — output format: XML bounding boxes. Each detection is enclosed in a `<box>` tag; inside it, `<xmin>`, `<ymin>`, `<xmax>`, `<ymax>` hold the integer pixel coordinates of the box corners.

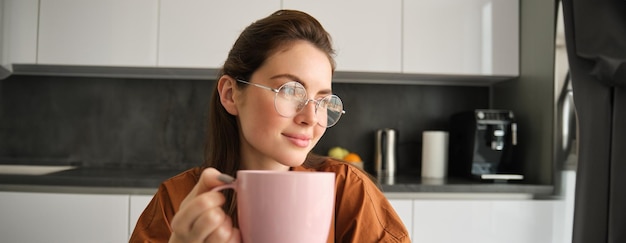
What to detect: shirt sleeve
<box><xmin>331</xmin><ymin>163</ymin><xmax>410</xmax><ymax>242</ymax></box>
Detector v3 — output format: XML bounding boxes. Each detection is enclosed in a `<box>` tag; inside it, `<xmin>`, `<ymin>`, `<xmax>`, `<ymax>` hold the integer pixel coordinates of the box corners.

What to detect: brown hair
<box><xmin>203</xmin><ymin>9</ymin><xmax>336</xmax><ymax>219</ymax></box>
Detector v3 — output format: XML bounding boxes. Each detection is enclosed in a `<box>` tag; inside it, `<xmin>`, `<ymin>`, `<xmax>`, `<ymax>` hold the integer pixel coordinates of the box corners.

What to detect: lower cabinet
<box><xmin>0</xmin><ymin>191</ymin><xmax>560</xmax><ymax>242</ymax></box>
<box><xmin>0</xmin><ymin>191</ymin><xmax>129</xmax><ymax>242</ymax></box>
<box><xmin>129</xmin><ymin>194</ymin><xmax>154</xmax><ymax>237</ymax></box>
<box><xmin>389</xmin><ymin>198</ymin><xmax>558</xmax><ymax>243</ymax></box>
<box><xmin>0</xmin><ymin>191</ymin><xmax>156</xmax><ymax>242</ymax></box>
<box><xmin>388</xmin><ymin>199</ymin><xmax>414</xmax><ymax>240</ymax></box>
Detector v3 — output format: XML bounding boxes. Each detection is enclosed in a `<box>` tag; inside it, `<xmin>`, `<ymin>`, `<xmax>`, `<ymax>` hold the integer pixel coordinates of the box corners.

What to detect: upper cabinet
<box><xmin>403</xmin><ymin>0</ymin><xmax>519</xmax><ymax>76</ymax></box>
<box><xmin>1</xmin><ymin>0</ymin><xmax>519</xmax><ymax>80</ymax></box>
<box><xmin>0</xmin><ymin>0</ymin><xmax>5</xmax><ymax>77</ymax></box>
<box><xmin>158</xmin><ymin>0</ymin><xmax>280</xmax><ymax>68</ymax></box>
<box><xmin>1</xmin><ymin>0</ymin><xmax>38</xmax><ymax>68</ymax></box>
<box><xmin>38</xmin><ymin>0</ymin><xmax>159</xmax><ymax>66</ymax></box>
<box><xmin>283</xmin><ymin>0</ymin><xmax>402</xmax><ymax>73</ymax></box>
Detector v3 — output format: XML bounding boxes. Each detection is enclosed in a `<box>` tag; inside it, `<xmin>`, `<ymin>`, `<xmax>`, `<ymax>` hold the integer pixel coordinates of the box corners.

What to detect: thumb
<box><xmin>188</xmin><ymin>168</ymin><xmax>235</xmax><ymax>198</ymax></box>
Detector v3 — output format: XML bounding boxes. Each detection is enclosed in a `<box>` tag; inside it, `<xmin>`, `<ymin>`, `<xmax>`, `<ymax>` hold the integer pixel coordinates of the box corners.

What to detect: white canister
<box><xmin>421</xmin><ymin>131</ymin><xmax>449</xmax><ymax>179</ymax></box>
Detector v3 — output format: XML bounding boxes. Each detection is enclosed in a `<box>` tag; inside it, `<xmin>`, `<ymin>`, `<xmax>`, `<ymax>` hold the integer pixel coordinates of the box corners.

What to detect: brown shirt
<box><xmin>130</xmin><ymin>159</ymin><xmax>410</xmax><ymax>242</ymax></box>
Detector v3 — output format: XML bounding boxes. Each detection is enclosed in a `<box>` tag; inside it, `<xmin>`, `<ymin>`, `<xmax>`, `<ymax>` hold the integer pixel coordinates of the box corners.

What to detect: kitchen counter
<box><xmin>0</xmin><ymin>167</ymin><xmax>182</xmax><ymax>194</ymax></box>
<box><xmin>381</xmin><ymin>175</ymin><xmax>553</xmax><ymax>199</ymax></box>
<box><xmin>0</xmin><ymin>167</ymin><xmax>554</xmax><ymax>198</ymax></box>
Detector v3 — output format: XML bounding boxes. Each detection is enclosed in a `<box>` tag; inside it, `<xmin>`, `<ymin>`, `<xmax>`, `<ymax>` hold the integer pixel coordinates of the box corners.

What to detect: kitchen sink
<box><xmin>0</xmin><ymin>164</ymin><xmax>78</xmax><ymax>175</ymax></box>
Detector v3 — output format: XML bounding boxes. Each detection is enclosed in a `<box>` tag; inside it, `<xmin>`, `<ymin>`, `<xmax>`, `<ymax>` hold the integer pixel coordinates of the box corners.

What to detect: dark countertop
<box><xmin>380</xmin><ymin>175</ymin><xmax>554</xmax><ymax>195</ymax></box>
<box><xmin>0</xmin><ymin>167</ymin><xmax>555</xmax><ymax>197</ymax></box>
<box><xmin>0</xmin><ymin>167</ymin><xmax>186</xmax><ymax>188</ymax></box>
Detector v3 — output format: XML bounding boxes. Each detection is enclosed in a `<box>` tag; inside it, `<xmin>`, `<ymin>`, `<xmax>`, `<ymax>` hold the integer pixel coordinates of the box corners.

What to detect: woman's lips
<box><xmin>284</xmin><ymin>133</ymin><xmax>311</xmax><ymax>147</ymax></box>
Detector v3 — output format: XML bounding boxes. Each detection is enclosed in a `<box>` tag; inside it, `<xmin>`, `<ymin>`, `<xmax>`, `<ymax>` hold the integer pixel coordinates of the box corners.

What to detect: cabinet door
<box><xmin>491</xmin><ymin>200</ymin><xmax>555</xmax><ymax>243</ymax></box>
<box><xmin>0</xmin><ymin>191</ymin><xmax>129</xmax><ymax>242</ymax></box>
<box><xmin>129</xmin><ymin>194</ymin><xmax>154</xmax><ymax>238</ymax></box>
<box><xmin>403</xmin><ymin>0</ymin><xmax>519</xmax><ymax>76</ymax></box>
<box><xmin>1</xmin><ymin>0</ymin><xmax>38</xmax><ymax>68</ymax></box>
<box><xmin>38</xmin><ymin>0</ymin><xmax>158</xmax><ymax>66</ymax></box>
<box><xmin>412</xmin><ymin>199</ymin><xmax>554</xmax><ymax>243</ymax></box>
<box><xmin>413</xmin><ymin>200</ymin><xmax>493</xmax><ymax>243</ymax></box>
<box><xmin>388</xmin><ymin>199</ymin><xmax>413</xmax><ymax>240</ymax></box>
<box><xmin>158</xmin><ymin>0</ymin><xmax>280</xmax><ymax>68</ymax></box>
<box><xmin>0</xmin><ymin>0</ymin><xmax>5</xmax><ymax>77</ymax></box>
<box><xmin>283</xmin><ymin>0</ymin><xmax>402</xmax><ymax>73</ymax></box>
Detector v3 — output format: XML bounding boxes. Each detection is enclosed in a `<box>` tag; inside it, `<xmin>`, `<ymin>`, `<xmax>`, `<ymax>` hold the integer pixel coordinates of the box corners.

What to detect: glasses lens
<box><xmin>275</xmin><ymin>82</ymin><xmax>307</xmax><ymax>117</ymax></box>
<box><xmin>274</xmin><ymin>81</ymin><xmax>344</xmax><ymax>128</ymax></box>
<box><xmin>318</xmin><ymin>95</ymin><xmax>343</xmax><ymax>127</ymax></box>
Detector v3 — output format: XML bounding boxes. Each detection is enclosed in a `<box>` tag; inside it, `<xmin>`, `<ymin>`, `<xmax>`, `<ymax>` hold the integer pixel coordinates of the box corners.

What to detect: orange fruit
<box><xmin>343</xmin><ymin>153</ymin><xmax>362</xmax><ymax>163</ymax></box>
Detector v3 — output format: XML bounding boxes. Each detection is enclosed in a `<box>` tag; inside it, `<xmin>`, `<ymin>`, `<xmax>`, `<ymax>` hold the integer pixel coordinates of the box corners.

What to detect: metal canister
<box><xmin>375</xmin><ymin>128</ymin><xmax>397</xmax><ymax>184</ymax></box>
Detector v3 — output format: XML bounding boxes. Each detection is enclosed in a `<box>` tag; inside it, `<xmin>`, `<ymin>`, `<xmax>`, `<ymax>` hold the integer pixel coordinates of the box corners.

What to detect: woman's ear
<box><xmin>217</xmin><ymin>75</ymin><xmax>239</xmax><ymax>115</ymax></box>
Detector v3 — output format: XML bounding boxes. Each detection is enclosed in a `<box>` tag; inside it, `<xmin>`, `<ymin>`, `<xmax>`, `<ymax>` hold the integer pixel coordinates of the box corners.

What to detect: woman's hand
<box><xmin>169</xmin><ymin>168</ymin><xmax>241</xmax><ymax>243</ymax></box>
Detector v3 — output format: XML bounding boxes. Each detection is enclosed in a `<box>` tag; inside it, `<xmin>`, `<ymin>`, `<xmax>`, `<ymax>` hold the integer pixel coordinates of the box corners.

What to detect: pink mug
<box><xmin>212</xmin><ymin>170</ymin><xmax>335</xmax><ymax>243</ymax></box>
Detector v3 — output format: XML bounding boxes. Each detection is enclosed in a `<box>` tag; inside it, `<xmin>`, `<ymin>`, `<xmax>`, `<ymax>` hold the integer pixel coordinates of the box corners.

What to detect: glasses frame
<box><xmin>235</xmin><ymin>79</ymin><xmax>345</xmax><ymax>127</ymax></box>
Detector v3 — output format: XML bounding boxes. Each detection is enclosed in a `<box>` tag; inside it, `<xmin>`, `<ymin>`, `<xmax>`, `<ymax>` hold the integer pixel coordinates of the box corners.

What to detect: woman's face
<box><xmin>235</xmin><ymin>41</ymin><xmax>334</xmax><ymax>170</ymax></box>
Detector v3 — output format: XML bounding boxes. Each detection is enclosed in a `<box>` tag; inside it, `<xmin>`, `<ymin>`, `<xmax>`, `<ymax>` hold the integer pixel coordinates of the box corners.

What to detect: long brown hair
<box><xmin>203</xmin><ymin>9</ymin><xmax>336</xmax><ymax>219</ymax></box>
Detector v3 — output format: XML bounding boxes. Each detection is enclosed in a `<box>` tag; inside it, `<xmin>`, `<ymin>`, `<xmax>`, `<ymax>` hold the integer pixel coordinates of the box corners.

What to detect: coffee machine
<box><xmin>448</xmin><ymin>109</ymin><xmax>523</xmax><ymax>181</ymax></box>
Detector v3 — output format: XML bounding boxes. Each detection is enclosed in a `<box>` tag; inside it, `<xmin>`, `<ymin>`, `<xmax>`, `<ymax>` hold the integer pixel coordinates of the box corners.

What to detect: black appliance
<box><xmin>448</xmin><ymin>109</ymin><xmax>523</xmax><ymax>181</ymax></box>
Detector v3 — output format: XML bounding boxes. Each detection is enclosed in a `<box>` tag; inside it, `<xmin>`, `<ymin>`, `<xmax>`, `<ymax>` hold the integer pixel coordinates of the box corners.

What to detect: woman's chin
<box><xmin>277</xmin><ymin>155</ymin><xmax>308</xmax><ymax>168</ymax></box>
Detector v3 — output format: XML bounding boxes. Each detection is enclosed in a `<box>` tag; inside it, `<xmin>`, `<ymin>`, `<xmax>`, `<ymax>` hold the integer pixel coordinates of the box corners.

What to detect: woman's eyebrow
<box><xmin>270</xmin><ymin>73</ymin><xmax>301</xmax><ymax>83</ymax></box>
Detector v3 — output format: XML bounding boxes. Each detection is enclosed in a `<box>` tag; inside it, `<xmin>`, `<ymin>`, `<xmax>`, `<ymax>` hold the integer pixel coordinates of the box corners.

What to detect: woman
<box><xmin>130</xmin><ymin>9</ymin><xmax>409</xmax><ymax>242</ymax></box>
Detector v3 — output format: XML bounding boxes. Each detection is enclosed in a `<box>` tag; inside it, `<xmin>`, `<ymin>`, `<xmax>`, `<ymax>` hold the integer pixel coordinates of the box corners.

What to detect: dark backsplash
<box><xmin>0</xmin><ymin>75</ymin><xmax>488</xmax><ymax>175</ymax></box>
<box><xmin>0</xmin><ymin>75</ymin><xmax>211</xmax><ymax>170</ymax></box>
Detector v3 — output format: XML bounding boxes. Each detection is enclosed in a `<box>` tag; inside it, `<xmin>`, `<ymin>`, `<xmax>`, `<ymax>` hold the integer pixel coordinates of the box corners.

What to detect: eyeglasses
<box><xmin>236</xmin><ymin>79</ymin><xmax>345</xmax><ymax>127</ymax></box>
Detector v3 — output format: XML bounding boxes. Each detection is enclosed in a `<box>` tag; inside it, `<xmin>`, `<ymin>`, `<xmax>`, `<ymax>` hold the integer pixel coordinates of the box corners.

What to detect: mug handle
<box><xmin>210</xmin><ymin>183</ymin><xmax>236</xmax><ymax>193</ymax></box>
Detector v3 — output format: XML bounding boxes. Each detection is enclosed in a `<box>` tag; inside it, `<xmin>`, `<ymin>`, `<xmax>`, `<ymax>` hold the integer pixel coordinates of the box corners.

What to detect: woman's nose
<box><xmin>294</xmin><ymin>100</ymin><xmax>318</xmax><ymax>126</ymax></box>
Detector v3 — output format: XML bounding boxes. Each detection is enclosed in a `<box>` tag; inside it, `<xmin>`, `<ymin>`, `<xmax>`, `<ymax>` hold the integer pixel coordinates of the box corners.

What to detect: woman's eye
<box><xmin>318</xmin><ymin>98</ymin><xmax>330</xmax><ymax>107</ymax></box>
<box><xmin>282</xmin><ymin>87</ymin><xmax>296</xmax><ymax>96</ymax></box>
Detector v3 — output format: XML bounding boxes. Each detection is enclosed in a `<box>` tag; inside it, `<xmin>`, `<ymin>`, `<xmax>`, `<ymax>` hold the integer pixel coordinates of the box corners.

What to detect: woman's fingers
<box><xmin>185</xmin><ymin>168</ymin><xmax>225</xmax><ymax>201</ymax></box>
<box><xmin>169</xmin><ymin>168</ymin><xmax>241</xmax><ymax>243</ymax></box>
<box><xmin>225</xmin><ymin>227</ymin><xmax>241</xmax><ymax>243</ymax></box>
<box><xmin>203</xmin><ymin>214</ymin><xmax>240</xmax><ymax>243</ymax></box>
<box><xmin>188</xmin><ymin>206</ymin><xmax>227</xmax><ymax>241</ymax></box>
<box><xmin>170</xmin><ymin>190</ymin><xmax>226</xmax><ymax>234</ymax></box>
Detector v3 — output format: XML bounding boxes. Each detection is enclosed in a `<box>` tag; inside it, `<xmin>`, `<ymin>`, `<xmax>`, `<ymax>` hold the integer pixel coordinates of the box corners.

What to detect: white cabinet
<box><xmin>2</xmin><ymin>0</ymin><xmax>519</xmax><ymax>79</ymax></box>
<box><xmin>0</xmin><ymin>190</ymin><xmax>557</xmax><ymax>242</ymax></box>
<box><xmin>129</xmin><ymin>194</ymin><xmax>154</xmax><ymax>237</ymax></box>
<box><xmin>412</xmin><ymin>200</ymin><xmax>492</xmax><ymax>242</ymax></box>
<box><xmin>158</xmin><ymin>0</ymin><xmax>280</xmax><ymax>68</ymax></box>
<box><xmin>283</xmin><ymin>0</ymin><xmax>402</xmax><ymax>73</ymax></box>
<box><xmin>0</xmin><ymin>0</ymin><xmax>5</xmax><ymax>78</ymax></box>
<box><xmin>411</xmin><ymin>199</ymin><xmax>554</xmax><ymax>243</ymax></box>
<box><xmin>37</xmin><ymin>0</ymin><xmax>159</xmax><ymax>66</ymax></box>
<box><xmin>1</xmin><ymin>0</ymin><xmax>38</xmax><ymax>69</ymax></box>
<box><xmin>0</xmin><ymin>191</ymin><xmax>158</xmax><ymax>241</ymax></box>
<box><xmin>552</xmin><ymin>171</ymin><xmax>576</xmax><ymax>243</ymax></box>
<box><xmin>389</xmin><ymin>199</ymin><xmax>413</xmax><ymax>240</ymax></box>
<box><xmin>491</xmin><ymin>200</ymin><xmax>554</xmax><ymax>243</ymax></box>
<box><xmin>0</xmin><ymin>191</ymin><xmax>129</xmax><ymax>242</ymax></box>
<box><xmin>403</xmin><ymin>0</ymin><xmax>519</xmax><ymax>76</ymax></box>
